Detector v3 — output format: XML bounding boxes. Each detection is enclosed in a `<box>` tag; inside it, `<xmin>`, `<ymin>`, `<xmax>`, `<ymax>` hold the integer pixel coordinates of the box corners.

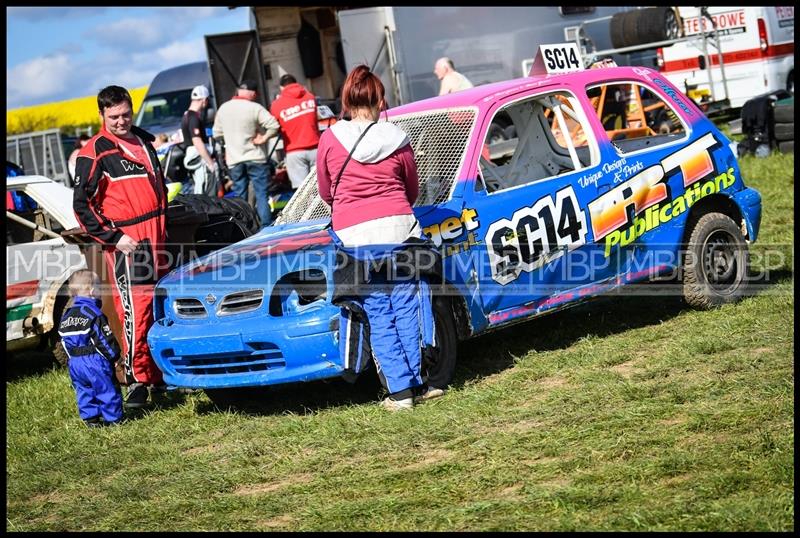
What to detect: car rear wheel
<box><xmin>51</xmin><ymin>336</ymin><xmax>69</xmax><ymax>367</ymax></box>
<box><xmin>421</xmin><ymin>296</ymin><xmax>458</xmax><ymax>389</ymax></box>
<box><xmin>682</xmin><ymin>213</ymin><xmax>749</xmax><ymax>310</ymax></box>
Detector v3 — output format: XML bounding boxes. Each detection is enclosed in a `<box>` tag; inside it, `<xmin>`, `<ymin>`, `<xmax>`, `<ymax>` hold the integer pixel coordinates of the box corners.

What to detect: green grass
<box><xmin>6</xmin><ymin>153</ymin><xmax>793</xmax><ymax>531</ymax></box>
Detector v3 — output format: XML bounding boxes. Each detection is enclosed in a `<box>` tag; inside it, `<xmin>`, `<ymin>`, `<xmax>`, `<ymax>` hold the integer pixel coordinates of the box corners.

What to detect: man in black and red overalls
<box><xmin>73</xmin><ymin>85</ymin><xmax>168</xmax><ymax>409</ymax></box>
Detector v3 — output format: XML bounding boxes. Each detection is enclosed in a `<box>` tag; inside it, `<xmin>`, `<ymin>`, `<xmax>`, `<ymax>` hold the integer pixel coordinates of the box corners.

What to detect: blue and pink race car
<box><xmin>147</xmin><ymin>57</ymin><xmax>761</xmax><ymax>401</ymax></box>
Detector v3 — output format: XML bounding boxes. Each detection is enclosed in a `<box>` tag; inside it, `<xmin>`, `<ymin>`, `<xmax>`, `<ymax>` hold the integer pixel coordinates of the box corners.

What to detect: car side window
<box><xmin>586</xmin><ymin>81</ymin><xmax>686</xmax><ymax>154</ymax></box>
<box><xmin>478</xmin><ymin>91</ymin><xmax>598</xmax><ymax>194</ymax></box>
<box><xmin>6</xmin><ymin>191</ymin><xmax>61</xmax><ymax>245</ymax></box>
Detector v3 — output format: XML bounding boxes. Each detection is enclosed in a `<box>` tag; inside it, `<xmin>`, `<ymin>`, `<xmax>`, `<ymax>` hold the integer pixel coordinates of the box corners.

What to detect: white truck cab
<box><xmin>657</xmin><ymin>6</ymin><xmax>794</xmax><ymax>109</ymax></box>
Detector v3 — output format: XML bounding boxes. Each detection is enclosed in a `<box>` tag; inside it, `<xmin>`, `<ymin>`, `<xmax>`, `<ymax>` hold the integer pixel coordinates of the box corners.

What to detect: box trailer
<box><xmin>243</xmin><ymin>6</ymin><xmax>663</xmax><ymax>110</ymax></box>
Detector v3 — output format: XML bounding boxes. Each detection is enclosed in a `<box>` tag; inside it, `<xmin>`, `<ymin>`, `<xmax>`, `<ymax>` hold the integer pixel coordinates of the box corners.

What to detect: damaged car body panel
<box><xmin>150</xmin><ymin>223</ymin><xmax>342</xmax><ymax>388</ymax></box>
<box><xmin>148</xmin><ymin>65</ymin><xmax>762</xmax><ymax>390</ymax></box>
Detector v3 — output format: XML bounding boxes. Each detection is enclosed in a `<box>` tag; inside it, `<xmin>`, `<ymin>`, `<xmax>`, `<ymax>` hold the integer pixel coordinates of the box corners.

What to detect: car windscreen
<box><xmin>276</xmin><ymin>107</ymin><xmax>477</xmax><ymax>225</ymax></box>
<box><xmin>134</xmin><ymin>90</ymin><xmax>192</xmax><ymax>129</ymax></box>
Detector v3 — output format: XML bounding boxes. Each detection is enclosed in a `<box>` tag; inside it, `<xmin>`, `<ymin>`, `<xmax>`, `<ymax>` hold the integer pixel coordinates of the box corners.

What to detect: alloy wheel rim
<box><xmin>702</xmin><ymin>230</ymin><xmax>740</xmax><ymax>294</ymax></box>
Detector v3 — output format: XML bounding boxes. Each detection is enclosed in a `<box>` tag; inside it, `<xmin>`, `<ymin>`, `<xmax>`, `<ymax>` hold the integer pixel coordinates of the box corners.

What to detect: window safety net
<box><xmin>275</xmin><ymin>108</ymin><xmax>476</xmax><ymax>225</ymax></box>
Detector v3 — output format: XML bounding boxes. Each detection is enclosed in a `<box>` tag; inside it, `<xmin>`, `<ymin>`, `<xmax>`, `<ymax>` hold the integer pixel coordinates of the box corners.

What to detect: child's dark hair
<box><xmin>97</xmin><ymin>85</ymin><xmax>133</xmax><ymax>114</ymax></box>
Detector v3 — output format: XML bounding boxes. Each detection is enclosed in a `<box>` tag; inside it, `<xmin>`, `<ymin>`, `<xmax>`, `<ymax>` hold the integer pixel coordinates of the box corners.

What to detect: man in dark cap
<box><xmin>212</xmin><ymin>79</ymin><xmax>280</xmax><ymax>226</ymax></box>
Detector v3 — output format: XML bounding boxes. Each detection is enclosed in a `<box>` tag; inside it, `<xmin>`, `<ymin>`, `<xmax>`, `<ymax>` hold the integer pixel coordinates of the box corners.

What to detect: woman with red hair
<box><xmin>317</xmin><ymin>65</ymin><xmax>442</xmax><ymax>411</ymax></box>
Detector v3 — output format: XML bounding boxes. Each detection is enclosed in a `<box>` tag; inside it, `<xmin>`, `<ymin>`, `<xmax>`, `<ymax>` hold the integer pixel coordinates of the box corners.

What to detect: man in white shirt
<box><xmin>180</xmin><ymin>85</ymin><xmax>216</xmax><ymax>196</ymax></box>
<box><xmin>434</xmin><ymin>57</ymin><xmax>474</xmax><ymax>96</ymax></box>
<box><xmin>212</xmin><ymin>79</ymin><xmax>280</xmax><ymax>227</ymax></box>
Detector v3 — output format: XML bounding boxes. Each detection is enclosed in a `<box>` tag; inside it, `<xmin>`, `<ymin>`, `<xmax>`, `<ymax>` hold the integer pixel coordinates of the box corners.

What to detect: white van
<box><xmin>656</xmin><ymin>6</ymin><xmax>794</xmax><ymax>109</ymax></box>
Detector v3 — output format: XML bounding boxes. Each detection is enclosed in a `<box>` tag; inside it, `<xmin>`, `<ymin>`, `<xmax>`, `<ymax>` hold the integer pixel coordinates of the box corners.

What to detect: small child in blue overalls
<box><xmin>58</xmin><ymin>269</ymin><xmax>124</xmax><ymax>427</ymax></box>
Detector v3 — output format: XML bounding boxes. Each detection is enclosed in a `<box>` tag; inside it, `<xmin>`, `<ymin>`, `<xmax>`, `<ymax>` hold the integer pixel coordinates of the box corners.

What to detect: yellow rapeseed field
<box><xmin>6</xmin><ymin>86</ymin><xmax>148</xmax><ymax>134</ymax></box>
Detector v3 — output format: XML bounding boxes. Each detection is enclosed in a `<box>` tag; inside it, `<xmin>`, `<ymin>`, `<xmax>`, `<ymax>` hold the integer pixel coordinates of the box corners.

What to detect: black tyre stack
<box><xmin>610</xmin><ymin>7</ymin><xmax>679</xmax><ymax>49</ymax></box>
<box><xmin>772</xmin><ymin>98</ymin><xmax>794</xmax><ymax>154</ymax></box>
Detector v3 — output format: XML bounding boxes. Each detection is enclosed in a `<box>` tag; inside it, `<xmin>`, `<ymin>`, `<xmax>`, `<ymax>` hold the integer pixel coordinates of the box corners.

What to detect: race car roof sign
<box><xmin>529</xmin><ymin>43</ymin><xmax>584</xmax><ymax>76</ymax></box>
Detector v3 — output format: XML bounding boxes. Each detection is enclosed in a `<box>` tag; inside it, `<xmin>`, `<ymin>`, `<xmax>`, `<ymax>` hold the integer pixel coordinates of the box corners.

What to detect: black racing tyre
<box><xmin>682</xmin><ymin>213</ymin><xmax>749</xmax><ymax>310</ymax></box>
<box><xmin>778</xmin><ymin>140</ymin><xmax>794</xmax><ymax>153</ymax></box>
<box><xmin>622</xmin><ymin>11</ymin><xmax>641</xmax><ymax>48</ymax></box>
<box><xmin>51</xmin><ymin>335</ymin><xmax>69</xmax><ymax>367</ymax></box>
<box><xmin>422</xmin><ymin>296</ymin><xmax>458</xmax><ymax>390</ymax></box>
<box><xmin>40</xmin><ymin>327</ymin><xmax>69</xmax><ymax>367</ymax></box>
<box><xmin>773</xmin><ymin>101</ymin><xmax>794</xmax><ymax>123</ymax></box>
<box><xmin>610</xmin><ymin>12</ymin><xmax>629</xmax><ymax>49</ymax></box>
<box><xmin>773</xmin><ymin>122</ymin><xmax>794</xmax><ymax>141</ymax></box>
<box><xmin>39</xmin><ymin>288</ymin><xmax>70</xmax><ymax>366</ymax></box>
<box><xmin>639</xmin><ymin>7</ymin><xmax>681</xmax><ymax>43</ymax></box>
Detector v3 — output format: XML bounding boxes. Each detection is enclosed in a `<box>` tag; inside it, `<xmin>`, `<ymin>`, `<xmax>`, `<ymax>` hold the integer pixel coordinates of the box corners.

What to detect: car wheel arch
<box><xmin>36</xmin><ymin>280</ymin><xmax>71</xmax><ymax>366</ymax></box>
<box><xmin>39</xmin><ymin>279</ymin><xmax>71</xmax><ymax>334</ymax></box>
<box><xmin>429</xmin><ymin>277</ymin><xmax>472</xmax><ymax>341</ymax></box>
<box><xmin>681</xmin><ymin>193</ymin><xmax>746</xmax><ymax>245</ymax></box>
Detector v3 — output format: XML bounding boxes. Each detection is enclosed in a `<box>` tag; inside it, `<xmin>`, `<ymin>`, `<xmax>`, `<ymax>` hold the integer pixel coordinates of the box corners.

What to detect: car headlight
<box><xmin>153</xmin><ymin>287</ymin><xmax>167</xmax><ymax>321</ymax></box>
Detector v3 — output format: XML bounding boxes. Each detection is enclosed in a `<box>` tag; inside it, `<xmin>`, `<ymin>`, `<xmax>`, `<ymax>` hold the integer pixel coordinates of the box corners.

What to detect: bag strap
<box><xmin>330</xmin><ymin>121</ymin><xmax>377</xmax><ymax>220</ymax></box>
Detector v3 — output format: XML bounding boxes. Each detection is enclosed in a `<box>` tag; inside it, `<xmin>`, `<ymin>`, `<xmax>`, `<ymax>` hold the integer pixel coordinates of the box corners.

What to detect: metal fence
<box><xmin>6</xmin><ymin>129</ymin><xmax>70</xmax><ymax>185</ymax></box>
<box><xmin>276</xmin><ymin>107</ymin><xmax>477</xmax><ymax>225</ymax></box>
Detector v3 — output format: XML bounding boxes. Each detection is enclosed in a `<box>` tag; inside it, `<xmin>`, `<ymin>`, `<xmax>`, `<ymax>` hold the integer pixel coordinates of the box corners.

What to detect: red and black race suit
<box><xmin>73</xmin><ymin>125</ymin><xmax>168</xmax><ymax>386</ymax></box>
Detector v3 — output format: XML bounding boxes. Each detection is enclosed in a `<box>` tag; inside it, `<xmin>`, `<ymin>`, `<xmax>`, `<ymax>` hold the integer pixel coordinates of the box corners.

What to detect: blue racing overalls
<box><xmin>330</xmin><ymin>230</ymin><xmax>439</xmax><ymax>399</ymax></box>
<box><xmin>58</xmin><ymin>296</ymin><xmax>123</xmax><ymax>423</ymax></box>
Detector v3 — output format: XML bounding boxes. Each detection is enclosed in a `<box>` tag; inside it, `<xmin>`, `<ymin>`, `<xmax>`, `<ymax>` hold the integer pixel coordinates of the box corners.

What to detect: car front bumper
<box><xmin>147</xmin><ymin>302</ymin><xmax>342</xmax><ymax>389</ymax></box>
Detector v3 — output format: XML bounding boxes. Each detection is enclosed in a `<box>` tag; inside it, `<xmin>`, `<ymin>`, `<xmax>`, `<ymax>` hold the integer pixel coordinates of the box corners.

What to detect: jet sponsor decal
<box><xmin>422</xmin><ymin>208</ymin><xmax>480</xmax><ymax>256</ymax></box>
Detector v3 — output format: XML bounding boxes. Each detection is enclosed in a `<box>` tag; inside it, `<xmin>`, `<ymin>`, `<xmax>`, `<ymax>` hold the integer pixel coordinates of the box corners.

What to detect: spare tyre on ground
<box><xmin>166</xmin><ymin>194</ymin><xmax>261</xmax><ymax>260</ymax></box>
<box><xmin>771</xmin><ymin>97</ymin><xmax>794</xmax><ymax>154</ymax></box>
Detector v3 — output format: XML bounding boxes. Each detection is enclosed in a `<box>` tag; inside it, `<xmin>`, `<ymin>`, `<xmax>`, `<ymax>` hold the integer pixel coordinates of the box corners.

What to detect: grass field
<box><xmin>6</xmin><ymin>152</ymin><xmax>794</xmax><ymax>531</ymax></box>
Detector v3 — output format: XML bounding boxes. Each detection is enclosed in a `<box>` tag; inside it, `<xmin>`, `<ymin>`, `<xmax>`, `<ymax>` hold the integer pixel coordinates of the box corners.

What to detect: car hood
<box><xmin>158</xmin><ymin>218</ymin><xmax>333</xmax><ymax>288</ymax></box>
<box><xmin>137</xmin><ymin>120</ymin><xmax>182</xmax><ymax>138</ymax></box>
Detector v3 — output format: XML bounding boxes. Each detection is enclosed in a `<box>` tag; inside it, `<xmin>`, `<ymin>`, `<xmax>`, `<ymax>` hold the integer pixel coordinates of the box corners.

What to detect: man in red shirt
<box><xmin>73</xmin><ymin>85</ymin><xmax>168</xmax><ymax>409</ymax></box>
<box><xmin>270</xmin><ymin>74</ymin><xmax>320</xmax><ymax>189</ymax></box>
